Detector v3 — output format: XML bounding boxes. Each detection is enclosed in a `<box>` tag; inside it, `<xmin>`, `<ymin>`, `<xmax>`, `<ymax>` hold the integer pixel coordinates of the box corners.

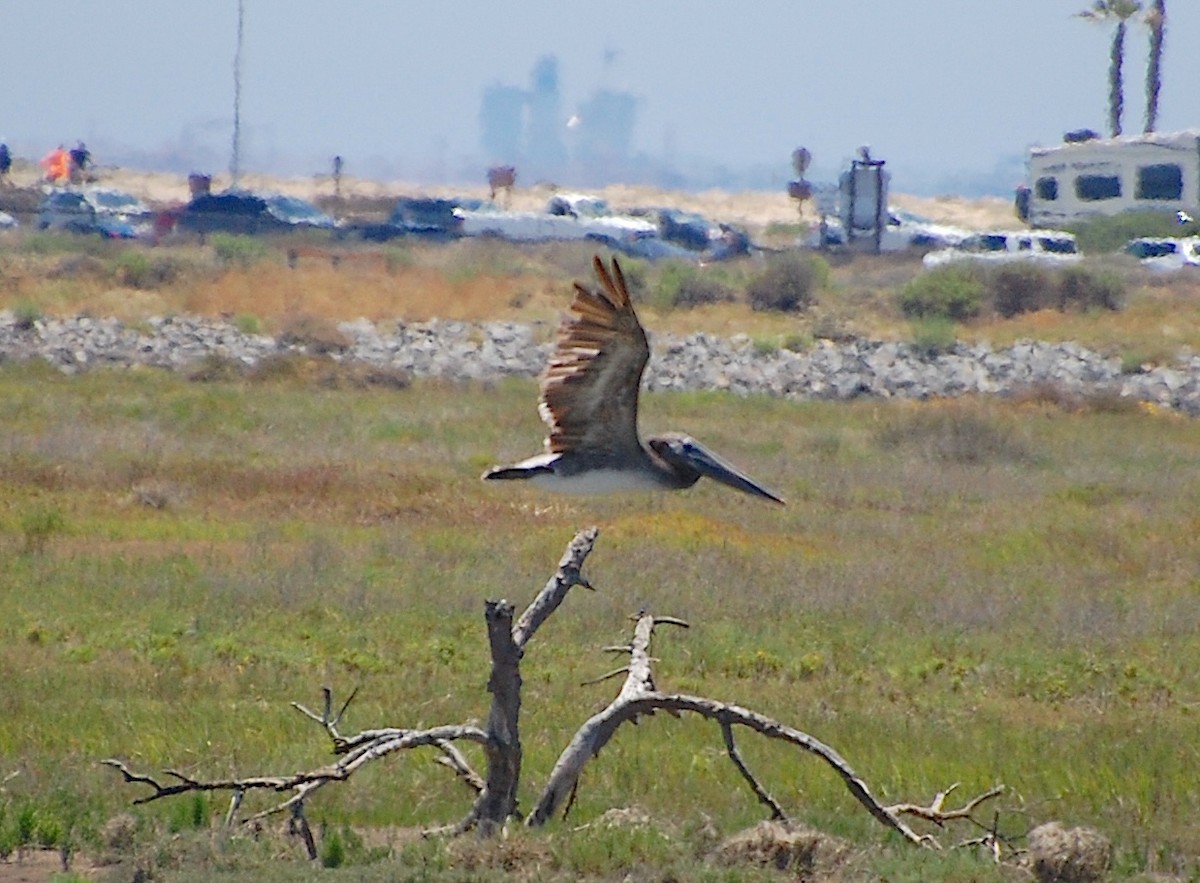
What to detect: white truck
<box><xmin>1019</xmin><ymin>130</ymin><xmax>1200</xmax><ymax>228</ymax></box>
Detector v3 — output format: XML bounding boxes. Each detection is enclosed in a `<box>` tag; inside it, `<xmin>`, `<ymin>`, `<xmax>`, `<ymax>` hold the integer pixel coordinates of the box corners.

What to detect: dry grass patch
<box><xmin>873</xmin><ymin>400</ymin><xmax>1033</xmax><ymax>464</ymax></box>
<box><xmin>1026</xmin><ymin>822</ymin><xmax>1112</xmax><ymax>883</ymax></box>
<box><xmin>711</xmin><ymin>820</ymin><xmax>849</xmax><ymax>876</ymax></box>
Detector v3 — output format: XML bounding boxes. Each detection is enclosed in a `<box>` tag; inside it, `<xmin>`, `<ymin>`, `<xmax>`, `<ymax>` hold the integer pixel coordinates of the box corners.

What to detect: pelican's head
<box><xmin>648</xmin><ymin>434</ymin><xmax>785</xmax><ymax>505</ymax></box>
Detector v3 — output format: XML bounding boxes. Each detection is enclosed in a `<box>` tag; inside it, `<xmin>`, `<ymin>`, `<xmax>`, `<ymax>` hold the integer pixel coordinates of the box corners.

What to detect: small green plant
<box><xmin>781</xmin><ymin>332</ymin><xmax>811</xmax><ymax>352</ymax></box>
<box><xmin>167</xmin><ymin>794</ymin><xmax>209</xmax><ymax>833</ymax></box>
<box><xmin>110</xmin><ymin>250</ymin><xmax>179</xmax><ymax>289</ymax></box>
<box><xmin>209</xmin><ymin>232</ymin><xmax>267</xmax><ymax>268</ymax></box>
<box><xmin>746</xmin><ymin>252</ymin><xmax>827</xmax><ymax>312</ymax></box>
<box><xmin>20</xmin><ymin>506</ymin><xmax>65</xmax><ymax>555</ymax></box>
<box><xmin>898</xmin><ymin>265</ymin><xmax>983</xmax><ymax>321</ymax></box>
<box><xmin>909</xmin><ymin>316</ymin><xmax>958</xmax><ymax>356</ymax></box>
<box><xmin>16</xmin><ymin>804</ymin><xmax>37</xmax><ymax>848</ymax></box>
<box><xmin>750</xmin><ymin>335</ymin><xmax>780</xmax><ymax>357</ymax></box>
<box><xmin>321</xmin><ymin>826</ymin><xmax>346</xmax><ymax>868</ymax></box>
<box><xmin>234</xmin><ymin>313</ymin><xmax>261</xmax><ymax>335</ymax></box>
<box><xmin>11</xmin><ymin>300</ymin><xmax>42</xmax><ymax>331</ymax></box>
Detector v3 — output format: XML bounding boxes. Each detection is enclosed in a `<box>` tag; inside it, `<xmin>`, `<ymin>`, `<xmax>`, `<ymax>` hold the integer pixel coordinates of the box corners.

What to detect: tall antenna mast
<box><xmin>231</xmin><ymin>0</ymin><xmax>244</xmax><ymax>185</ymax></box>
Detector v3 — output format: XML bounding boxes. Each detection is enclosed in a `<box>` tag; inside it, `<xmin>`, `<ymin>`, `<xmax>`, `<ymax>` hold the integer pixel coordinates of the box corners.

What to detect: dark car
<box><xmin>352</xmin><ymin>196</ymin><xmax>472</xmax><ymax>242</ymax></box>
<box><xmin>178</xmin><ymin>189</ymin><xmax>336</xmax><ymax>235</ymax></box>
<box><xmin>36</xmin><ymin>187</ymin><xmax>151</xmax><ymax>238</ymax></box>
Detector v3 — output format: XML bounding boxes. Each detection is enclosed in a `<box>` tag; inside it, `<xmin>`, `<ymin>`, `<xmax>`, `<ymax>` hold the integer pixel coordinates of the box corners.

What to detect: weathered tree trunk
<box><xmin>473</xmin><ymin>600</ymin><xmax>523</xmax><ymax>835</ymax></box>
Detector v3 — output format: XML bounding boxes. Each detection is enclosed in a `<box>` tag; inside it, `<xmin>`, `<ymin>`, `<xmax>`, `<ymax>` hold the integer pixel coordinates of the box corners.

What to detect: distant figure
<box><xmin>1176</xmin><ymin>210</ymin><xmax>1194</xmax><ymax>226</ymax></box>
<box><xmin>332</xmin><ymin>155</ymin><xmax>344</xmax><ymax>201</ymax></box>
<box><xmin>69</xmin><ymin>141</ymin><xmax>91</xmax><ymax>183</ymax></box>
<box><xmin>487</xmin><ymin>164</ymin><xmax>516</xmax><ymax>206</ymax></box>
<box><xmin>40</xmin><ymin>145</ymin><xmax>70</xmax><ymax>183</ymax></box>
<box><xmin>0</xmin><ymin>140</ymin><xmax>11</xmax><ymax>186</ymax></box>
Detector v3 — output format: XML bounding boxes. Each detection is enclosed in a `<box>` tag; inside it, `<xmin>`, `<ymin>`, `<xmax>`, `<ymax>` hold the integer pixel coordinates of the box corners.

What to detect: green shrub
<box><xmin>110</xmin><ymin>250</ymin><xmax>181</xmax><ymax>289</ymax></box>
<box><xmin>980</xmin><ymin>264</ymin><xmax>1124</xmax><ymax>317</ymax></box>
<box><xmin>898</xmin><ymin>265</ymin><xmax>984</xmax><ymax>321</ymax></box>
<box><xmin>209</xmin><ymin>233</ymin><xmax>267</xmax><ymax>268</ymax></box>
<box><xmin>746</xmin><ymin>252</ymin><xmax>827</xmax><ymax>312</ymax></box>
<box><xmin>655</xmin><ymin>262</ymin><xmax>735</xmax><ymax>309</ymax></box>
<box><xmin>1058</xmin><ymin>265</ymin><xmax>1124</xmax><ymax>311</ymax></box>
<box><xmin>987</xmin><ymin>263</ymin><xmax>1055</xmax><ymax>318</ymax></box>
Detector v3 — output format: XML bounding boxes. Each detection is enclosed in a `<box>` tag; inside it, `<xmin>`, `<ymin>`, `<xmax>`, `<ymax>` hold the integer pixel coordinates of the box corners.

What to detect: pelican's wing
<box><xmin>539</xmin><ymin>255</ymin><xmax>649</xmax><ymax>458</ymax></box>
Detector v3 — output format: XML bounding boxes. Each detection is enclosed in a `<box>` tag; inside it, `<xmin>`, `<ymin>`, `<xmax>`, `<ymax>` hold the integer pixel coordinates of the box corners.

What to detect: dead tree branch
<box><xmin>528</xmin><ymin>612</ymin><xmax>1004</xmax><ymax>851</ymax></box>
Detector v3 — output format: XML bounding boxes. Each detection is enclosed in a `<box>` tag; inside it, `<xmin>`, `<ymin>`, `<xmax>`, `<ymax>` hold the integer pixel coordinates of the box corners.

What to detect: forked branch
<box><xmin>528</xmin><ymin>612</ymin><xmax>1007</xmax><ymax>851</ymax></box>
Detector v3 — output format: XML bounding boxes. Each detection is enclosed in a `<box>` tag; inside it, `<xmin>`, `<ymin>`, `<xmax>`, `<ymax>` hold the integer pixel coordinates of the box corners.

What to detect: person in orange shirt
<box><xmin>40</xmin><ymin>145</ymin><xmax>70</xmax><ymax>183</ymax></box>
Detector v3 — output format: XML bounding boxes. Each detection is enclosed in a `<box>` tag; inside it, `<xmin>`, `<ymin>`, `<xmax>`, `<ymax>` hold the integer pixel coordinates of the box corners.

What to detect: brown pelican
<box><xmin>483</xmin><ymin>255</ymin><xmax>785</xmax><ymax>504</ymax></box>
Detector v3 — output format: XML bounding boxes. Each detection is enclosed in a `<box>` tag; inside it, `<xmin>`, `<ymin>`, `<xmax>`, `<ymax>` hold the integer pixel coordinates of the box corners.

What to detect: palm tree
<box><xmin>1078</xmin><ymin>0</ymin><xmax>1143</xmax><ymax>137</ymax></box>
<box><xmin>1144</xmin><ymin>0</ymin><xmax>1166</xmax><ymax>133</ymax></box>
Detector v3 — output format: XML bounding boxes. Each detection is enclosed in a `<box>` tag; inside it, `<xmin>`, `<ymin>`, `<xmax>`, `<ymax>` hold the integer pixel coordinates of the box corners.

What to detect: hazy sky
<box><xmin>2</xmin><ymin>1</ymin><xmax>1196</xmax><ymax>195</ymax></box>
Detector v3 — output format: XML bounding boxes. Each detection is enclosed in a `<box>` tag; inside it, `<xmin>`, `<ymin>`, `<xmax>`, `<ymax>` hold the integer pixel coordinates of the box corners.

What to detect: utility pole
<box><xmin>231</xmin><ymin>0</ymin><xmax>244</xmax><ymax>186</ymax></box>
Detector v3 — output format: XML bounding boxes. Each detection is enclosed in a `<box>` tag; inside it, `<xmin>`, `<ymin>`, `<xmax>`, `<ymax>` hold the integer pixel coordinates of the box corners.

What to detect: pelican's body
<box><xmin>484</xmin><ymin>255</ymin><xmax>784</xmax><ymax>505</ymax></box>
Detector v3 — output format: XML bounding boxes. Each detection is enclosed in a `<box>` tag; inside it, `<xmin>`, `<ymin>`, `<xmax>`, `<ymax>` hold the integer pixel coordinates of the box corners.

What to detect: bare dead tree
<box><xmin>105</xmin><ymin>526</ymin><xmax>1010</xmax><ymax>860</ymax></box>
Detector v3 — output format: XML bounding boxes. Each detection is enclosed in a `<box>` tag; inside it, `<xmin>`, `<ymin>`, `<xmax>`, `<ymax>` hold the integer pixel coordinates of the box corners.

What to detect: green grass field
<box><xmin>1</xmin><ymin>348</ymin><xmax>1198</xmax><ymax>880</ymax></box>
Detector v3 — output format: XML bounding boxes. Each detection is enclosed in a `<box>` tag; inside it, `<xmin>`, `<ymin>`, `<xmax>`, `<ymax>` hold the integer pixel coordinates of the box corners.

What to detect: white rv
<box><xmin>1020</xmin><ymin>130</ymin><xmax>1200</xmax><ymax>228</ymax></box>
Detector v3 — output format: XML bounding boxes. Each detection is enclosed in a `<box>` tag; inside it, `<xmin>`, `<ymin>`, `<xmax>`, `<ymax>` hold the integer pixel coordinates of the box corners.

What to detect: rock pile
<box><xmin>2</xmin><ymin>311</ymin><xmax>1199</xmax><ymax>415</ymax></box>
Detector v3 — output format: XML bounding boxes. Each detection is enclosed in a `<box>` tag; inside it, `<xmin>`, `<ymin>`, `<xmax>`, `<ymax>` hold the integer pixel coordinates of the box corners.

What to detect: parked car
<box><xmin>922</xmin><ymin>229</ymin><xmax>1080</xmax><ymax>268</ymax></box>
<box><xmin>1124</xmin><ymin>236</ymin><xmax>1200</xmax><ymax>271</ymax></box>
<box><xmin>36</xmin><ymin>187</ymin><xmax>153</xmax><ymax>238</ymax></box>
<box><xmin>807</xmin><ymin>209</ymin><xmax>968</xmax><ymax>252</ymax></box>
<box><xmin>177</xmin><ymin>189</ymin><xmax>336</xmax><ymax>235</ymax></box>
<box><xmin>351</xmin><ymin>196</ymin><xmax>472</xmax><ymax>242</ymax></box>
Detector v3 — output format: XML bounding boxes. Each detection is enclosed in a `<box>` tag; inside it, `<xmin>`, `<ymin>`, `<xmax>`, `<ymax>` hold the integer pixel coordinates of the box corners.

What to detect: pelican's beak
<box><xmin>670</xmin><ymin>437</ymin><xmax>786</xmax><ymax>505</ymax></box>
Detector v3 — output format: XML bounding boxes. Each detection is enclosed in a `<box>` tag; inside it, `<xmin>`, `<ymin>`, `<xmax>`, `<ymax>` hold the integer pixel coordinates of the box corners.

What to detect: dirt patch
<box><xmin>0</xmin><ymin>850</ymin><xmax>100</xmax><ymax>882</ymax></box>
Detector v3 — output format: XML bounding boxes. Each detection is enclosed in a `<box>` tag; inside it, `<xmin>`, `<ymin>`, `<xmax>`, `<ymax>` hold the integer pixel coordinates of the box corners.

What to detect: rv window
<box><xmin>1075</xmin><ymin>175</ymin><xmax>1121</xmax><ymax>201</ymax></box>
<box><xmin>1136</xmin><ymin>164</ymin><xmax>1183</xmax><ymax>200</ymax></box>
<box><xmin>1035</xmin><ymin>177</ymin><xmax>1058</xmax><ymax>201</ymax></box>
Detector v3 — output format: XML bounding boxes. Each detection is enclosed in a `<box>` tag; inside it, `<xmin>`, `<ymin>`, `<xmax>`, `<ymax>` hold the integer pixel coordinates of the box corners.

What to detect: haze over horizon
<box><xmin>2</xmin><ymin>1</ymin><xmax>1196</xmax><ymax>198</ymax></box>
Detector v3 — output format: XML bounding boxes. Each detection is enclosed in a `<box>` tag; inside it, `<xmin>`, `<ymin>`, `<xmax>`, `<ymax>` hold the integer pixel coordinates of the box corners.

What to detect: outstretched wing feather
<box><xmin>539</xmin><ymin>256</ymin><xmax>649</xmax><ymax>458</ymax></box>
